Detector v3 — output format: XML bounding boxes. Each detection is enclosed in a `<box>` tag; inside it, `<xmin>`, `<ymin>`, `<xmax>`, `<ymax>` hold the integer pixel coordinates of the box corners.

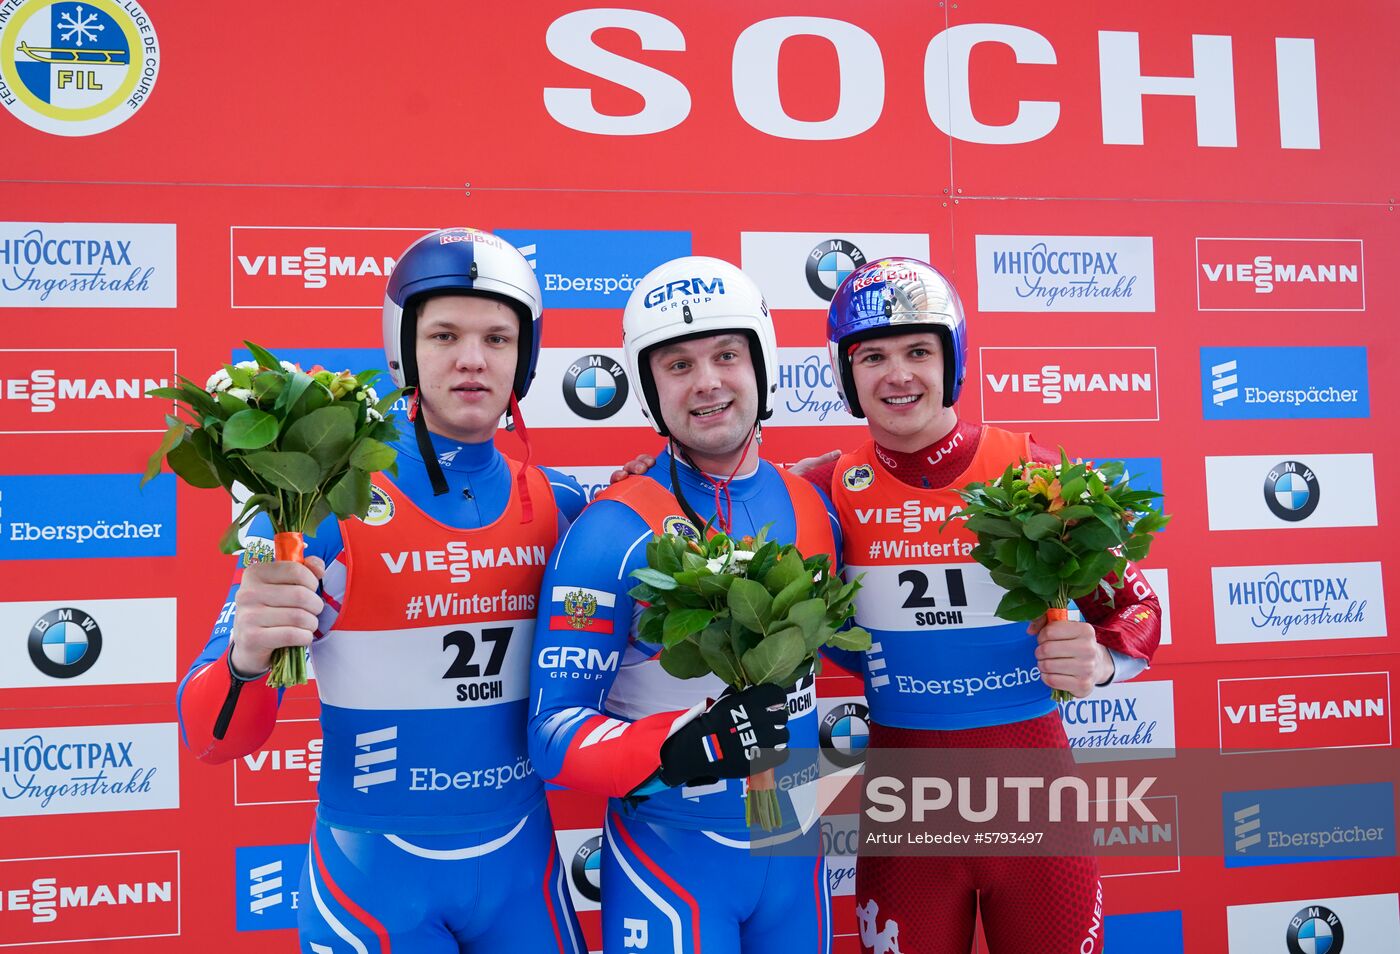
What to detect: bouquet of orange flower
<box><xmin>143</xmin><ymin>342</ymin><xmax>403</xmax><ymax>686</ymax></box>
<box><xmin>950</xmin><ymin>450</ymin><xmax>1170</xmax><ymax>701</ymax></box>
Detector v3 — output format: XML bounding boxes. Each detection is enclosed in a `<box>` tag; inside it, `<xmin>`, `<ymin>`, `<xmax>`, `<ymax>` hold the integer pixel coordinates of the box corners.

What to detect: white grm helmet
<box><xmin>622</xmin><ymin>256</ymin><xmax>777</xmax><ymax>437</ymax></box>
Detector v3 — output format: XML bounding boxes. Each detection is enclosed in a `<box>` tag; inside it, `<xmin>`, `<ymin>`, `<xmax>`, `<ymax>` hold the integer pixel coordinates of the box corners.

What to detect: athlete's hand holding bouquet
<box><xmin>143</xmin><ymin>342</ymin><xmax>404</xmax><ymax>686</ymax></box>
<box><xmin>950</xmin><ymin>449</ymin><xmax>1169</xmax><ymax>701</ymax></box>
<box><xmin>629</xmin><ymin>525</ymin><xmax>871</xmax><ymax>830</ymax></box>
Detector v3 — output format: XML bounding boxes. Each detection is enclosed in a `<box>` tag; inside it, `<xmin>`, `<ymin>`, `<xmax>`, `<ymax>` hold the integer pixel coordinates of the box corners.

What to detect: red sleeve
<box><xmin>178</xmin><ymin>651</ymin><xmax>280</xmax><ymax>764</ymax></box>
<box><xmin>1075</xmin><ymin>561</ymin><xmax>1162</xmax><ymax>662</ymax></box>
<box><xmin>799</xmin><ymin>457</ymin><xmax>839</xmax><ymax>496</ymax></box>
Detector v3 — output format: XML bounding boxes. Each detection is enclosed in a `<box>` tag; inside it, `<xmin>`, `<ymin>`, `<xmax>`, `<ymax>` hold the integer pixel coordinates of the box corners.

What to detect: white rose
<box><xmin>280</xmin><ymin>360</ymin><xmax>300</xmax><ymax>373</ymax></box>
<box><xmin>205</xmin><ymin>368</ymin><xmax>233</xmax><ymax>392</ymax></box>
<box><xmin>227</xmin><ymin>387</ymin><xmax>254</xmax><ymax>402</ymax></box>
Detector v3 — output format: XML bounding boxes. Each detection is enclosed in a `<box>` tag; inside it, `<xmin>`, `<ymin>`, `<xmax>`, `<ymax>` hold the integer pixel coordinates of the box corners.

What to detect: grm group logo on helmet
<box><xmin>0</xmin><ymin>0</ymin><xmax>159</xmax><ymax>137</ymax></box>
<box><xmin>562</xmin><ymin>353</ymin><xmax>630</xmax><ymax>421</ymax></box>
<box><xmin>806</xmin><ymin>239</ymin><xmax>867</xmax><ymax>301</ymax></box>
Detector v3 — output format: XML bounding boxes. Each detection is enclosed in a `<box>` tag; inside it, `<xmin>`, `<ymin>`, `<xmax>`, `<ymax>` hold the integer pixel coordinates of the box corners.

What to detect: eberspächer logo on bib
<box><xmin>0</xmin><ymin>0</ymin><xmax>158</xmax><ymax>136</ymax></box>
<box><xmin>562</xmin><ymin>353</ymin><xmax>629</xmax><ymax>420</ymax></box>
<box><xmin>28</xmin><ymin>606</ymin><xmax>100</xmax><ymax>678</ymax></box>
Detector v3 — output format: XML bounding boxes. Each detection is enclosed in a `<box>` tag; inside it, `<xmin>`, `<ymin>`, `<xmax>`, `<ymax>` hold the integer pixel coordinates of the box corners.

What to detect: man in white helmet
<box><xmin>527</xmin><ymin>257</ymin><xmax>842</xmax><ymax>953</ymax></box>
<box><xmin>178</xmin><ymin>228</ymin><xmax>588</xmax><ymax>952</ymax></box>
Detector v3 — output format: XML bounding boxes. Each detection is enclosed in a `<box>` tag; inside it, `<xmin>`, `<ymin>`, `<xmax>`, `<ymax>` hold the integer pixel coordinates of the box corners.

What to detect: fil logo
<box><xmin>352</xmin><ymin>726</ymin><xmax>397</xmax><ymax>791</ymax></box>
<box><xmin>1234</xmin><ymin>803</ymin><xmax>1262</xmax><ymax>852</ymax></box>
<box><xmin>1211</xmin><ymin>359</ymin><xmax>1239</xmax><ymax>405</ymax></box>
<box><xmin>248</xmin><ymin>859</ymin><xmax>284</xmax><ymax>915</ymax></box>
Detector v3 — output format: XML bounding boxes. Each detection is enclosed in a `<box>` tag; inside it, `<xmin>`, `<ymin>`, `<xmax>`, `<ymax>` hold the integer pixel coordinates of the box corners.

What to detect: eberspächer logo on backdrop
<box><xmin>1218</xmin><ymin>671</ymin><xmax>1391</xmax><ymax>753</ymax></box>
<box><xmin>973</xmin><ymin>235</ymin><xmax>1155</xmax><ymax>312</ymax></box>
<box><xmin>1201</xmin><ymin>346</ymin><xmax>1370</xmax><ymax>421</ymax></box>
<box><xmin>979</xmin><ymin>347</ymin><xmax>1158</xmax><ymax>423</ymax></box>
<box><xmin>231</xmin><ymin>227</ymin><xmax>429</xmax><ymax>309</ymax></box>
<box><xmin>234</xmin><ymin>844</ymin><xmax>305</xmax><ymax>931</ymax></box>
<box><xmin>0</xmin><ymin>472</ymin><xmax>175</xmax><ymax>560</ymax></box>
<box><xmin>1196</xmin><ymin>238</ymin><xmax>1365</xmax><ymax>311</ymax></box>
<box><xmin>0</xmin><ymin>223</ymin><xmax>176</xmax><ymax>307</ymax></box>
<box><xmin>0</xmin><ymin>348</ymin><xmax>174</xmax><ymax>433</ymax></box>
<box><xmin>1223</xmin><ymin>782</ymin><xmax>1395</xmax><ymax>868</ymax></box>
<box><xmin>562</xmin><ymin>353</ymin><xmax>629</xmax><ymax>420</ymax></box>
<box><xmin>1211</xmin><ymin>561</ymin><xmax>1386</xmax><ymax>646</ymax></box>
<box><xmin>494</xmin><ymin>229</ymin><xmax>692</xmax><ymax>309</ymax></box>
<box><xmin>1204</xmin><ymin>454</ymin><xmax>1376</xmax><ymax>531</ymax></box>
<box><xmin>0</xmin><ymin>0</ymin><xmax>159</xmax><ymax>136</ymax></box>
<box><xmin>0</xmin><ymin>850</ymin><xmax>180</xmax><ymax>946</ymax></box>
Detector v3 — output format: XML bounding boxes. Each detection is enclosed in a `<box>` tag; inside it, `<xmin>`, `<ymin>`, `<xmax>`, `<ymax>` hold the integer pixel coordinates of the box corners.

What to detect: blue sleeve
<box><xmin>810</xmin><ymin>484</ymin><xmax>862</xmax><ymax>675</ymax></box>
<box><xmin>541</xmin><ymin>466</ymin><xmax>588</xmax><ymax>525</ymax></box>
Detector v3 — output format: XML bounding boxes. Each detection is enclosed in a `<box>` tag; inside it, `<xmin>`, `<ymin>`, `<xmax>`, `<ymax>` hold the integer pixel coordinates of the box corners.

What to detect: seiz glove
<box><xmin>658</xmin><ymin>682</ymin><xmax>790</xmax><ymax>787</ymax></box>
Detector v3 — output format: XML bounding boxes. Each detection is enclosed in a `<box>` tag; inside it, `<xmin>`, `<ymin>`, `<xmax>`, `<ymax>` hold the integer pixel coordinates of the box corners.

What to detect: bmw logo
<box><xmin>570</xmin><ymin>834</ymin><xmax>603</xmax><ymax>903</ymax></box>
<box><xmin>1264</xmin><ymin>460</ymin><xmax>1320</xmax><ymax>522</ymax></box>
<box><xmin>1287</xmin><ymin>905</ymin><xmax>1343</xmax><ymax>954</ymax></box>
<box><xmin>28</xmin><ymin>607</ymin><xmax>102</xmax><ymax>679</ymax></box>
<box><xmin>819</xmin><ymin>701</ymin><xmax>870</xmax><ymax>768</ymax></box>
<box><xmin>806</xmin><ymin>239</ymin><xmax>867</xmax><ymax>301</ymax></box>
<box><xmin>563</xmin><ymin>354</ymin><xmax>630</xmax><ymax>421</ymax></box>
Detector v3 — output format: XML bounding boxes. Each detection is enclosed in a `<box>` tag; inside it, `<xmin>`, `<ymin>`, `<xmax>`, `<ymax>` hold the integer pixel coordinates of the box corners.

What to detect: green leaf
<box><xmin>1122</xmin><ymin>535</ymin><xmax>1153</xmax><ymax>563</ymax></box>
<box><xmin>326</xmin><ymin>468</ymin><xmax>372</xmax><ymax>519</ymax></box>
<box><xmin>628</xmin><ymin>581</ymin><xmax>662</xmax><ymax>605</ymax></box>
<box><xmin>222</xmin><ymin>409</ymin><xmax>280</xmax><ymax>451</ymax></box>
<box><xmin>659</xmin><ymin>639</ymin><xmax>711</xmax><ymax>680</ymax></box>
<box><xmin>347</xmin><ymin>437</ymin><xmax>397</xmax><ymax>473</ymax></box>
<box><xmin>828</xmin><ymin>625</ymin><xmax>872</xmax><ymax>651</ymax></box>
<box><xmin>145</xmin><ymin>387</ymin><xmax>186</xmax><ymax>401</ymax></box>
<box><xmin>142</xmin><ymin>421</ymin><xmax>185</xmax><ymax>485</ymax></box>
<box><xmin>989</xmin><ymin>566</ymin><xmax>1024</xmax><ymax>591</ymax></box>
<box><xmin>639</xmin><ymin>607</ymin><xmax>665</xmax><ymax>644</ymax></box>
<box><xmin>728</xmin><ymin>578</ymin><xmax>773</xmax><ymax>633</ymax></box>
<box><xmin>283</xmin><ymin>405</ymin><xmax>356</xmax><ymax>473</ymax></box>
<box><xmin>217</xmin><ymin>390</ymin><xmax>253</xmax><ymax>415</ymax></box>
<box><xmin>662</xmin><ymin>608</ymin><xmax>715</xmax><ymax>647</ymax></box>
<box><xmin>218</xmin><ymin>518</ymin><xmax>245</xmax><ymax>555</ymax></box>
<box><xmin>165</xmin><ymin>438</ymin><xmax>221</xmax><ymax>488</ymax></box>
<box><xmin>243</xmin><ymin>450</ymin><xmax>321</xmax><ymax>494</ymax></box>
<box><xmin>1022</xmin><ymin>513</ymin><xmax>1064</xmax><ymax>542</ymax></box>
<box><xmin>1057</xmin><ymin>504</ymin><xmax>1095</xmax><ymax>522</ymax></box>
<box><xmin>747</xmin><ymin>541</ymin><xmax>780</xmax><ymax>581</ymax></box>
<box><xmin>965</xmin><ymin>514</ymin><xmax>1020</xmax><ymax>539</ymax></box>
<box><xmin>995</xmin><ymin>588</ymin><xmax>1049</xmax><ymax>622</ymax></box>
<box><xmin>252</xmin><ymin>371</ymin><xmax>285</xmax><ymax>403</ymax></box>
<box><xmin>763</xmin><ymin>548</ymin><xmax>808</xmax><ymax>595</ymax></box>
<box><xmin>740</xmin><ymin>628</ymin><xmax>806</xmax><ymax>686</ymax></box>
<box><xmin>303</xmin><ymin>497</ymin><xmax>333</xmax><ymax>535</ymax></box>
<box><xmin>697</xmin><ymin>573</ymin><xmax>736</xmax><ymax>598</ymax></box>
<box><xmin>1060</xmin><ymin>476</ymin><xmax>1086</xmax><ymax>502</ymax></box>
<box><xmin>631</xmin><ymin>567</ymin><xmax>679</xmax><ymax>590</ymax></box>
<box><xmin>244</xmin><ymin>341</ymin><xmax>284</xmax><ymax>371</ymax></box>
<box><xmin>354</xmin><ymin>369</ymin><xmax>382</xmax><ymax>388</ymax></box>
<box><xmin>651</xmin><ymin>537</ymin><xmax>681</xmax><ymax>574</ymax></box>
<box><xmin>770</xmin><ymin>577</ymin><xmax>811</xmax><ymax>621</ymax></box>
<box><xmin>1069</xmin><ymin>519</ymin><xmax>1122</xmax><ymax>552</ymax></box>
<box><xmin>697</xmin><ymin>625</ymin><xmax>743</xmax><ymax>687</ymax></box>
<box><xmin>787</xmin><ymin>598</ymin><xmax>828</xmax><ymax>638</ymax></box>
<box><xmin>276</xmin><ymin>370</ymin><xmax>315</xmax><ymax>416</ymax></box>
<box><xmin>1021</xmin><ymin>561</ymin><xmax>1062</xmax><ymax>601</ymax></box>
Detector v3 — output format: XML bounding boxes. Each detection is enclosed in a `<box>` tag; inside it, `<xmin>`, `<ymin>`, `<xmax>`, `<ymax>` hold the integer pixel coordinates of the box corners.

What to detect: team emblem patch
<box><xmin>364</xmin><ymin>485</ymin><xmax>395</xmax><ymax>526</ymax></box>
<box><xmin>842</xmin><ymin>464</ymin><xmax>874</xmax><ymax>492</ymax></box>
<box><xmin>662</xmin><ymin>515</ymin><xmax>700</xmax><ymax>540</ymax></box>
<box><xmin>243</xmin><ymin>537</ymin><xmax>274</xmax><ymax>566</ymax></box>
<box><xmin>0</xmin><ymin>0</ymin><xmax>160</xmax><ymax>137</ymax></box>
<box><xmin>563</xmin><ymin>589</ymin><xmax>598</xmax><ymax>630</ymax></box>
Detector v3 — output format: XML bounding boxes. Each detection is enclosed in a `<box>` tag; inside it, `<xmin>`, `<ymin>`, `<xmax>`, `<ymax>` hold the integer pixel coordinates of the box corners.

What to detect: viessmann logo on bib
<box><xmin>231</xmin><ymin>227</ymin><xmax>430</xmax><ymax>309</ymax></box>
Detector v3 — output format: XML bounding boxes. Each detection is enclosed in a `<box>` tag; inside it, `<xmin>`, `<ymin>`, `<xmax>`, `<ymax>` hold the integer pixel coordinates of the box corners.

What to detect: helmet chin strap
<box><xmin>666</xmin><ymin>422</ymin><xmax>758</xmax><ymax>535</ymax></box>
<box><xmin>408</xmin><ymin>389</ymin><xmax>450</xmax><ymax>497</ymax></box>
<box><xmin>505</xmin><ymin>393</ymin><xmax>534</xmax><ymax>524</ymax></box>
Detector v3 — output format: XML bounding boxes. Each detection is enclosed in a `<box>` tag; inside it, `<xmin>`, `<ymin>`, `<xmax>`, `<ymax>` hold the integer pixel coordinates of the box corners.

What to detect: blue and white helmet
<box><xmin>383</xmin><ymin>227</ymin><xmax>542</xmax><ymax>399</ymax></box>
<box><xmin>826</xmin><ymin>256</ymin><xmax>968</xmax><ymax>417</ymax></box>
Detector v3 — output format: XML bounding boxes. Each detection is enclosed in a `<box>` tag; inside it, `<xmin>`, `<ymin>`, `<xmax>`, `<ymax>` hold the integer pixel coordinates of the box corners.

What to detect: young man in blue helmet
<box><xmin>528</xmin><ymin>256</ymin><xmax>841</xmax><ymax>954</ymax></box>
<box><xmin>816</xmin><ymin>257</ymin><xmax>1162</xmax><ymax>954</ymax></box>
<box><xmin>178</xmin><ymin>228</ymin><xmax>588</xmax><ymax>952</ymax></box>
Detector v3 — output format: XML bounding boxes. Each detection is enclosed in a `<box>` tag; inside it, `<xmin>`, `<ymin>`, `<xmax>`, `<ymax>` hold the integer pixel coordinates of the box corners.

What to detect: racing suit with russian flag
<box><xmin>177</xmin><ymin>431</ymin><xmax>588</xmax><ymax>954</ymax></box>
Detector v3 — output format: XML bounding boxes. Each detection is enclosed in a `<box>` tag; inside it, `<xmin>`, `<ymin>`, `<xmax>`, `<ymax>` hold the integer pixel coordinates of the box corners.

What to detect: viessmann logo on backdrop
<box><xmin>1196</xmin><ymin>238</ymin><xmax>1364</xmax><ymax>311</ymax></box>
<box><xmin>1218</xmin><ymin>671</ymin><xmax>1391</xmax><ymax>753</ymax></box>
<box><xmin>0</xmin><ymin>472</ymin><xmax>175</xmax><ymax>560</ymax></box>
<box><xmin>230</xmin><ymin>227</ymin><xmax>430</xmax><ymax>309</ymax></box>
<box><xmin>0</xmin><ymin>850</ymin><xmax>179</xmax><ymax>946</ymax></box>
<box><xmin>233</xmin><ymin>718</ymin><xmax>321</xmax><ymax>807</ymax></box>
<box><xmin>0</xmin><ymin>349</ymin><xmax>174</xmax><ymax>434</ymax></box>
<box><xmin>1201</xmin><ymin>346</ymin><xmax>1370</xmax><ymax>421</ymax></box>
<box><xmin>1211</xmin><ymin>561</ymin><xmax>1386</xmax><ymax>646</ymax></box>
<box><xmin>495</xmin><ymin>229</ymin><xmax>692</xmax><ymax>309</ymax></box>
<box><xmin>0</xmin><ymin>223</ymin><xmax>175</xmax><ymax>308</ymax></box>
<box><xmin>974</xmin><ymin>236</ymin><xmax>1155</xmax><ymax>312</ymax></box>
<box><xmin>979</xmin><ymin>347</ymin><xmax>1158</xmax><ymax>423</ymax></box>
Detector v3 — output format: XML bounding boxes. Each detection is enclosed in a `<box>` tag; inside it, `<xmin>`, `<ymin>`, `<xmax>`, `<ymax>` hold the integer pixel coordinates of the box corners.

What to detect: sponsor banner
<box><xmin>817</xmin><ymin>695</ymin><xmax>870</xmax><ymax>773</ymax></box>
<box><xmin>495</xmin><ymin>228</ymin><xmax>692</xmax><ymax>309</ymax></box>
<box><xmin>233</xmin><ymin>719</ymin><xmax>321</xmax><ymax>806</ymax></box>
<box><xmin>1212</xmin><ymin>562</ymin><xmax>1386</xmax><ymax>645</ymax></box>
<box><xmin>1218</xmin><ymin>671</ymin><xmax>1392</xmax><ymax>754</ymax></box>
<box><xmin>820</xmin><ymin>813</ymin><xmax>859</xmax><ymax>897</ymax></box>
<box><xmin>1226</xmin><ymin>893</ymin><xmax>1400</xmax><ymax>953</ymax></box>
<box><xmin>1058</xmin><ymin>679</ymin><xmax>1175</xmax><ymax>761</ymax></box>
<box><xmin>0</xmin><ymin>222</ymin><xmax>175</xmax><ymax>308</ymax></box>
<box><xmin>234</xmin><ymin>844</ymin><xmax>304</xmax><ymax>931</ymax></box>
<box><xmin>0</xmin><ymin>850</ymin><xmax>180</xmax><ymax>947</ymax></box>
<box><xmin>1204</xmin><ymin>454</ymin><xmax>1377</xmax><ymax>530</ymax></box>
<box><xmin>0</xmin><ymin>597</ymin><xmax>176</xmax><ymax>688</ymax></box>
<box><xmin>738</xmin><ymin>231</ymin><xmax>931</xmax><ymax>309</ymax></box>
<box><xmin>555</xmin><ymin>827</ymin><xmax>602</xmax><ymax>913</ymax></box>
<box><xmin>979</xmin><ymin>347</ymin><xmax>1159</xmax><ymax>423</ymax></box>
<box><xmin>1094</xmin><ymin>795</ymin><xmax>1181</xmax><ymax>878</ymax></box>
<box><xmin>1201</xmin><ymin>346</ymin><xmax>1370</xmax><ymax>421</ymax></box>
<box><xmin>973</xmin><ymin>235</ymin><xmax>1155</xmax><ymax>312</ymax></box>
<box><xmin>1224</xmin><ymin>782</ymin><xmax>1395</xmax><ymax>867</ymax></box>
<box><xmin>0</xmin><ymin>722</ymin><xmax>179</xmax><ymax>818</ymax></box>
<box><xmin>1102</xmin><ymin>910</ymin><xmax>1183</xmax><ymax>953</ymax></box>
<box><xmin>1142</xmin><ymin>568</ymin><xmax>1171</xmax><ymax>646</ymax></box>
<box><xmin>525</xmin><ymin>347</ymin><xmax>857</xmax><ymax>428</ymax></box>
<box><xmin>230</xmin><ymin>226</ymin><xmax>429</xmax><ymax>309</ymax></box>
<box><xmin>0</xmin><ymin>349</ymin><xmax>175</xmax><ymax>434</ymax></box>
<box><xmin>0</xmin><ymin>0</ymin><xmax>160</xmax><ymax>137</ymax></box>
<box><xmin>1197</xmin><ymin>238</ymin><xmax>1365</xmax><ymax>311</ymax></box>
<box><xmin>0</xmin><ymin>473</ymin><xmax>176</xmax><ymax>560</ymax></box>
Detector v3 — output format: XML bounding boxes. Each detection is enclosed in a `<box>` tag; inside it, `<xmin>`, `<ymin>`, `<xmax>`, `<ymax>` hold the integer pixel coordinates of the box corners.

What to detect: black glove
<box><xmin>658</xmin><ymin>683</ymin><xmax>790</xmax><ymax>787</ymax></box>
